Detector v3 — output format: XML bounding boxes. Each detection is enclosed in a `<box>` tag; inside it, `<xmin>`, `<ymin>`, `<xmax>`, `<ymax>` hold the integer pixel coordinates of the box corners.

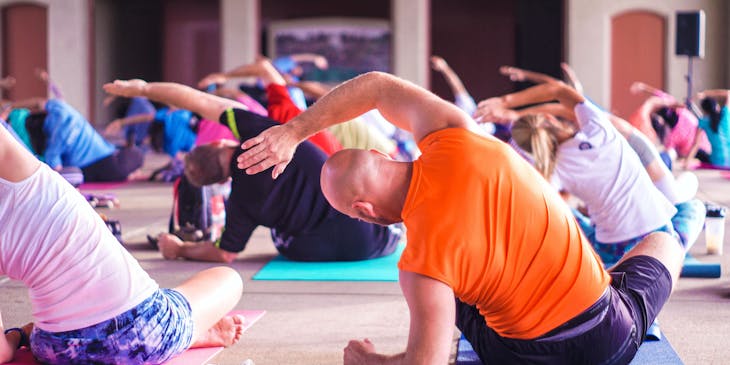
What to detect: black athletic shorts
<box><xmin>456</xmin><ymin>255</ymin><xmax>673</xmax><ymax>364</ymax></box>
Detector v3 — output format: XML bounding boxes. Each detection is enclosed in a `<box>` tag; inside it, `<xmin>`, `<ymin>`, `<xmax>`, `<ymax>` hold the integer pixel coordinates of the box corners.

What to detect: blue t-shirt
<box><xmin>272</xmin><ymin>56</ymin><xmax>308</xmax><ymax>110</ymax></box>
<box><xmin>699</xmin><ymin>106</ymin><xmax>730</xmax><ymax>167</ymax></box>
<box><xmin>154</xmin><ymin>108</ymin><xmax>197</xmax><ymax>157</ymax></box>
<box><xmin>43</xmin><ymin>99</ymin><xmax>115</xmax><ymax>168</ymax></box>
<box><xmin>7</xmin><ymin>108</ymin><xmax>34</xmax><ymax>154</ymax></box>
<box><xmin>125</xmin><ymin>97</ymin><xmax>156</xmax><ymax>146</ymax></box>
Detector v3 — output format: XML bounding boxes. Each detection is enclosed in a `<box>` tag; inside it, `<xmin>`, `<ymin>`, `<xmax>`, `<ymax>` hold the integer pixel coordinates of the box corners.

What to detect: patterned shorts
<box><xmin>575</xmin><ymin>199</ymin><xmax>706</xmax><ymax>266</ymax></box>
<box><xmin>31</xmin><ymin>289</ymin><xmax>194</xmax><ymax>365</ymax></box>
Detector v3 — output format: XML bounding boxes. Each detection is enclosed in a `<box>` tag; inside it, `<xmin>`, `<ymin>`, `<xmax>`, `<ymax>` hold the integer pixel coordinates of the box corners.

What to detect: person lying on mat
<box><xmin>0</xmin><ymin>124</ymin><xmax>245</xmax><ymax>364</ymax></box>
<box><xmin>687</xmin><ymin>89</ymin><xmax>730</xmax><ymax>169</ymax></box>
<box><xmin>235</xmin><ymin>71</ymin><xmax>685</xmax><ymax>364</ymax></box>
<box><xmin>103</xmin><ymin>79</ymin><xmax>402</xmax><ymax>263</ymax></box>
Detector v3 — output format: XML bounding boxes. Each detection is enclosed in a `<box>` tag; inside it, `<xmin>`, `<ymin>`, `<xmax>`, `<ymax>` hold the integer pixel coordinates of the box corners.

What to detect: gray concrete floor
<box><xmin>2</xmin><ymin>153</ymin><xmax>729</xmax><ymax>365</ymax></box>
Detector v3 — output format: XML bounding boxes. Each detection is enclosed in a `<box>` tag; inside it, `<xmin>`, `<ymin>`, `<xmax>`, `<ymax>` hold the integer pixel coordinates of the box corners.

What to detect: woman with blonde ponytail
<box><xmin>510</xmin><ymin>114</ymin><xmax>565</xmax><ymax>179</ymax></box>
<box><xmin>476</xmin><ymin>81</ymin><xmax>703</xmax><ymax>266</ymax></box>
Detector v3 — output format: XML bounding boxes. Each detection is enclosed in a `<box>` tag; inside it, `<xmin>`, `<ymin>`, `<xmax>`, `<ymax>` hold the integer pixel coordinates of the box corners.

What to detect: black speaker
<box><xmin>675</xmin><ymin>10</ymin><xmax>705</xmax><ymax>58</ymax></box>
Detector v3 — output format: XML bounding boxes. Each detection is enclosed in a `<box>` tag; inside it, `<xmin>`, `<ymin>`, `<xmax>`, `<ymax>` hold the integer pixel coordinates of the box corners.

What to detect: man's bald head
<box><xmin>321</xmin><ymin>149</ymin><xmax>410</xmax><ymax>226</ymax></box>
<box><xmin>321</xmin><ymin>149</ymin><xmax>373</xmax><ymax>212</ymax></box>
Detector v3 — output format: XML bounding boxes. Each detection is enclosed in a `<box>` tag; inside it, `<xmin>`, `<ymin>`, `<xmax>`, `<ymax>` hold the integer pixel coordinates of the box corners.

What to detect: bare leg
<box><xmin>609</xmin><ymin>231</ymin><xmax>684</xmax><ymax>291</ymax></box>
<box><xmin>173</xmin><ymin>266</ymin><xmax>244</xmax><ymax>348</ymax></box>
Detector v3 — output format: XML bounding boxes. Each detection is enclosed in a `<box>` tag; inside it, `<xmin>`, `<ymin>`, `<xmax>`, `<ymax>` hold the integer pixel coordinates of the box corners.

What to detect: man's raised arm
<box><xmin>237</xmin><ymin>71</ymin><xmax>476</xmax><ymax>178</ymax></box>
<box><xmin>103</xmin><ymin>79</ymin><xmax>244</xmax><ymax>122</ymax></box>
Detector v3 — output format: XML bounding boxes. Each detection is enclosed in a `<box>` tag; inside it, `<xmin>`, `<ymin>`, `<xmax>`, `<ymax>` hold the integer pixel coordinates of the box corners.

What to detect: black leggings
<box><xmin>81</xmin><ymin>146</ymin><xmax>144</xmax><ymax>182</ymax></box>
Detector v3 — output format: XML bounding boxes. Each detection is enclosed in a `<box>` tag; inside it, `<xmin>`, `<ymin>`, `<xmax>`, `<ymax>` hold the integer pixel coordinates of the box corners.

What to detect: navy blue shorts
<box><xmin>271</xmin><ymin>211</ymin><xmax>402</xmax><ymax>261</ymax></box>
<box><xmin>456</xmin><ymin>255</ymin><xmax>673</xmax><ymax>364</ymax></box>
<box><xmin>81</xmin><ymin>146</ymin><xmax>144</xmax><ymax>182</ymax></box>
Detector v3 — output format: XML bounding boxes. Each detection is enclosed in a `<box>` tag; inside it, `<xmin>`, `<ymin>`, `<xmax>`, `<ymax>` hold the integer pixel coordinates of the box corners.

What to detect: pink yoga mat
<box><xmin>5</xmin><ymin>310</ymin><xmax>266</xmax><ymax>365</ymax></box>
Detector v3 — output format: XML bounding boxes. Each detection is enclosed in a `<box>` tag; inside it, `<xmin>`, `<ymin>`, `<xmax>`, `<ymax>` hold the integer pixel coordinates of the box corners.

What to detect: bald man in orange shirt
<box><xmin>236</xmin><ymin>71</ymin><xmax>685</xmax><ymax>364</ymax></box>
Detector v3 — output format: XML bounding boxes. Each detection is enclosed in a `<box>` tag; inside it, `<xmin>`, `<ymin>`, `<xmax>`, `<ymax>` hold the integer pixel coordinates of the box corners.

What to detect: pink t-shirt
<box><xmin>0</xmin><ymin>164</ymin><xmax>158</xmax><ymax>331</ymax></box>
<box><xmin>236</xmin><ymin>95</ymin><xmax>268</xmax><ymax>117</ymax></box>
<box><xmin>195</xmin><ymin>119</ymin><xmax>237</xmax><ymax>146</ymax></box>
<box><xmin>664</xmin><ymin>107</ymin><xmax>711</xmax><ymax>157</ymax></box>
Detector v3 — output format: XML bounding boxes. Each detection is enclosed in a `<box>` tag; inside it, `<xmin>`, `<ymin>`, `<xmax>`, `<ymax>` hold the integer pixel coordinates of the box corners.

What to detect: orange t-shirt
<box><xmin>398</xmin><ymin>128</ymin><xmax>610</xmax><ymax>340</ymax></box>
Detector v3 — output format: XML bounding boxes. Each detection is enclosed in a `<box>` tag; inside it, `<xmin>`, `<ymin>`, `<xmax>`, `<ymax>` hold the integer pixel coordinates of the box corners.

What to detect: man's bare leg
<box><xmin>173</xmin><ymin>266</ymin><xmax>244</xmax><ymax>348</ymax></box>
<box><xmin>609</xmin><ymin>231</ymin><xmax>684</xmax><ymax>290</ymax></box>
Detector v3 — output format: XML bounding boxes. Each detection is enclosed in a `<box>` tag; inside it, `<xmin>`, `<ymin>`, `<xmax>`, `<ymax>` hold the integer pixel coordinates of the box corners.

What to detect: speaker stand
<box><xmin>685</xmin><ymin>56</ymin><xmax>694</xmax><ymax>106</ymax></box>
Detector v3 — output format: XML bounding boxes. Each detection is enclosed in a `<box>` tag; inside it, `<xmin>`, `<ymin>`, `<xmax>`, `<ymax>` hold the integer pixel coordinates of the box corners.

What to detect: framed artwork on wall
<box><xmin>268</xmin><ymin>17</ymin><xmax>391</xmax><ymax>83</ymax></box>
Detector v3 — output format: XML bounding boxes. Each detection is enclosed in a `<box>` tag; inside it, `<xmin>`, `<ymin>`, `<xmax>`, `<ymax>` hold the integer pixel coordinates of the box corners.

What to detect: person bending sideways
<box><xmin>236</xmin><ymin>71</ymin><xmax>685</xmax><ymax>364</ymax></box>
<box><xmin>9</xmin><ymin>97</ymin><xmax>144</xmax><ymax>182</ymax></box>
<box><xmin>103</xmin><ymin>79</ymin><xmax>401</xmax><ymax>263</ymax></box>
<box><xmin>0</xmin><ymin>125</ymin><xmax>244</xmax><ymax>364</ymax></box>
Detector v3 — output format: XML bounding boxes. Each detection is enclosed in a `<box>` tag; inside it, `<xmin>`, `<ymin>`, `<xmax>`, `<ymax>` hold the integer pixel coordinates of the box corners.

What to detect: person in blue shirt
<box><xmin>688</xmin><ymin>89</ymin><xmax>730</xmax><ymax>168</ymax></box>
<box><xmin>15</xmin><ymin>98</ymin><xmax>144</xmax><ymax>182</ymax></box>
<box><xmin>104</xmin><ymin>95</ymin><xmax>158</xmax><ymax>148</ymax></box>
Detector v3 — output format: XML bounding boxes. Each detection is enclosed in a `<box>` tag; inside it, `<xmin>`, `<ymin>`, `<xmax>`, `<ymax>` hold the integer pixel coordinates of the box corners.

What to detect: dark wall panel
<box><xmin>431</xmin><ymin>0</ymin><xmax>516</xmax><ymax>103</ymax></box>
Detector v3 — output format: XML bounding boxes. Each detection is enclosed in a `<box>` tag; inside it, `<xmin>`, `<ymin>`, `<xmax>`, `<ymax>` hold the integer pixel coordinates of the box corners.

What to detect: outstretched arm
<box><xmin>237</xmin><ymin>71</ymin><xmax>477</xmax><ymax>178</ymax></box>
<box><xmin>499</xmin><ymin>65</ymin><xmax>561</xmax><ymax>85</ymax></box>
<box><xmin>104</xmin><ymin>113</ymin><xmax>156</xmax><ymax>136</ymax></box>
<box><xmin>630</xmin><ymin>81</ymin><xmax>671</xmax><ymax>99</ymax></box>
<box><xmin>104</xmin><ymin>79</ymin><xmax>244</xmax><ymax>122</ymax></box>
<box><xmin>288</xmin><ymin>53</ymin><xmax>329</xmax><ymax>69</ymax></box>
<box><xmin>697</xmin><ymin>89</ymin><xmax>730</xmax><ymax>106</ymax></box>
<box><xmin>431</xmin><ymin>56</ymin><xmax>477</xmax><ymax>116</ymax></box>
<box><xmin>35</xmin><ymin>68</ymin><xmax>63</xmax><ymax>99</ymax></box>
<box><xmin>560</xmin><ymin>62</ymin><xmax>584</xmax><ymax>94</ymax></box>
<box><xmin>477</xmin><ymin>82</ymin><xmax>583</xmax><ymax>128</ymax></box>
<box><xmin>198</xmin><ymin>58</ymin><xmax>287</xmax><ymax>90</ymax></box>
<box><xmin>431</xmin><ymin>56</ymin><xmax>470</xmax><ymax>98</ymax></box>
<box><xmin>344</xmin><ymin>271</ymin><xmax>455</xmax><ymax>365</ymax></box>
<box><xmin>291</xmin><ymin>80</ymin><xmax>333</xmax><ymax>100</ymax></box>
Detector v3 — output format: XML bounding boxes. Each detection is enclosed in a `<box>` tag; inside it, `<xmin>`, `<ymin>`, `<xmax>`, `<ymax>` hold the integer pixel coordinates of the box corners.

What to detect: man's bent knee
<box><xmin>618</xmin><ymin>231</ymin><xmax>683</xmax><ymax>286</ymax></box>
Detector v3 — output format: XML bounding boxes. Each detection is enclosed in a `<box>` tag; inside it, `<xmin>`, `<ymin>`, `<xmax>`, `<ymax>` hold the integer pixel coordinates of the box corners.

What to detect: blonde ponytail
<box><xmin>511</xmin><ymin>114</ymin><xmax>559</xmax><ymax>179</ymax></box>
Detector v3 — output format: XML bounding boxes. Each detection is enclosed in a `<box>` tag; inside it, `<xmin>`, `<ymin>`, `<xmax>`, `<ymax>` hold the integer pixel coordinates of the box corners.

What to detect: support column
<box><xmin>392</xmin><ymin>0</ymin><xmax>429</xmax><ymax>87</ymax></box>
<box><xmin>221</xmin><ymin>0</ymin><xmax>259</xmax><ymax>71</ymax></box>
<box><xmin>50</xmin><ymin>0</ymin><xmax>90</xmax><ymax>118</ymax></box>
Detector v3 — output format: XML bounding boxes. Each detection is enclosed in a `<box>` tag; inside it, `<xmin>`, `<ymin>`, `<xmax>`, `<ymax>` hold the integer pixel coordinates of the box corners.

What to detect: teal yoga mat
<box><xmin>252</xmin><ymin>243</ymin><xmax>404</xmax><ymax>281</ymax></box>
<box><xmin>456</xmin><ymin>334</ymin><xmax>682</xmax><ymax>365</ymax></box>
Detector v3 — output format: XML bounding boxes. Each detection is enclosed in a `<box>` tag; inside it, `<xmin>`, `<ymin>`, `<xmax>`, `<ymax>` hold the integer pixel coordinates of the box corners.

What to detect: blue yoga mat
<box><xmin>681</xmin><ymin>255</ymin><xmax>721</xmax><ymax>278</ymax></box>
<box><xmin>456</xmin><ymin>334</ymin><xmax>682</xmax><ymax>365</ymax></box>
<box><xmin>630</xmin><ymin>337</ymin><xmax>683</xmax><ymax>365</ymax></box>
<box><xmin>252</xmin><ymin>244</ymin><xmax>404</xmax><ymax>281</ymax></box>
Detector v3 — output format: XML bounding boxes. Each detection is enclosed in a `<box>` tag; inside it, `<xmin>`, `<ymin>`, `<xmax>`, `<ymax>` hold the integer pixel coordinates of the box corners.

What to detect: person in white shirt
<box><xmin>475</xmin><ymin>81</ymin><xmax>705</xmax><ymax>265</ymax></box>
<box><xmin>0</xmin><ymin>124</ymin><xmax>245</xmax><ymax>364</ymax></box>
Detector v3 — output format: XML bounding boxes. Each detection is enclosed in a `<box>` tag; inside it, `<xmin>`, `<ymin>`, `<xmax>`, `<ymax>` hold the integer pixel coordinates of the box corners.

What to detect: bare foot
<box><xmin>126</xmin><ymin>169</ymin><xmax>151</xmax><ymax>181</ymax></box>
<box><xmin>191</xmin><ymin>314</ymin><xmax>245</xmax><ymax>348</ymax></box>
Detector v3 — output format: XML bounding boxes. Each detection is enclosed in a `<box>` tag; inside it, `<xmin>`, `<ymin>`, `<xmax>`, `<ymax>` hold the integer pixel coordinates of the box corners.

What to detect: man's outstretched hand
<box><xmin>103</xmin><ymin>79</ymin><xmax>148</xmax><ymax>98</ymax></box>
<box><xmin>237</xmin><ymin>123</ymin><xmax>301</xmax><ymax>179</ymax></box>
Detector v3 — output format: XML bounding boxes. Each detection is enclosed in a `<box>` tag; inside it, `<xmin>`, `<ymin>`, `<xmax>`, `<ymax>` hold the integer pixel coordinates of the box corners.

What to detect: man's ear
<box><xmin>369</xmin><ymin>149</ymin><xmax>392</xmax><ymax>160</ymax></box>
<box><xmin>352</xmin><ymin>200</ymin><xmax>376</xmax><ymax>217</ymax></box>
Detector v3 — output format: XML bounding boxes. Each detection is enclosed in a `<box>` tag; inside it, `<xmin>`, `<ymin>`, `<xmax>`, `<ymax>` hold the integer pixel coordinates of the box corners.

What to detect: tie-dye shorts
<box><xmin>31</xmin><ymin>288</ymin><xmax>194</xmax><ymax>365</ymax></box>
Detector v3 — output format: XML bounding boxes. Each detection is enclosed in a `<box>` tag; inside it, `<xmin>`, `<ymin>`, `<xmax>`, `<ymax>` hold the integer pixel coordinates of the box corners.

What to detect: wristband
<box><xmin>4</xmin><ymin>327</ymin><xmax>28</xmax><ymax>349</ymax></box>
